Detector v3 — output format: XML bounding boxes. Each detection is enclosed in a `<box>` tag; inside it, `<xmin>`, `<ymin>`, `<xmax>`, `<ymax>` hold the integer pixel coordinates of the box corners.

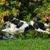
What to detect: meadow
<box><xmin>0</xmin><ymin>38</ymin><xmax>50</xmax><ymax>50</ymax></box>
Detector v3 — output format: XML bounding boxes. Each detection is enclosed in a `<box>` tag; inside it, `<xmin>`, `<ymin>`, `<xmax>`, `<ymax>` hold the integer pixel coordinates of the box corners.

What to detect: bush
<box><xmin>15</xmin><ymin>29</ymin><xmax>50</xmax><ymax>39</ymax></box>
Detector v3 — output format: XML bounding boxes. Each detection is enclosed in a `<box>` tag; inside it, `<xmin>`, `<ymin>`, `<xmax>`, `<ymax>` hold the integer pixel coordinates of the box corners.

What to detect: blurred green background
<box><xmin>0</xmin><ymin>0</ymin><xmax>50</xmax><ymax>22</ymax></box>
<box><xmin>0</xmin><ymin>0</ymin><xmax>50</xmax><ymax>39</ymax></box>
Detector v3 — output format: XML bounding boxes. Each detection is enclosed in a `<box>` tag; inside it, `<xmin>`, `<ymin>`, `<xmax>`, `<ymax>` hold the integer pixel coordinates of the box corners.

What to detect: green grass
<box><xmin>0</xmin><ymin>38</ymin><xmax>50</xmax><ymax>50</ymax></box>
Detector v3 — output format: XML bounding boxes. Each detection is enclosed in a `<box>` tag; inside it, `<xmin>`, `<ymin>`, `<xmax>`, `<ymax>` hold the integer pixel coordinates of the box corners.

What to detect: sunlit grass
<box><xmin>0</xmin><ymin>38</ymin><xmax>50</xmax><ymax>50</ymax></box>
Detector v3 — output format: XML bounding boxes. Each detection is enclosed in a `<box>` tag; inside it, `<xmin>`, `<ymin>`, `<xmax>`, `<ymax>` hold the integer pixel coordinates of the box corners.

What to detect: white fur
<box><xmin>35</xmin><ymin>28</ymin><xmax>50</xmax><ymax>34</ymax></box>
<box><xmin>2</xmin><ymin>21</ymin><xmax>29</xmax><ymax>35</ymax></box>
<box><xmin>2</xmin><ymin>23</ymin><xmax>19</xmax><ymax>35</ymax></box>
<box><xmin>44</xmin><ymin>23</ymin><xmax>49</xmax><ymax>27</ymax></box>
<box><xmin>29</xmin><ymin>21</ymin><xmax>34</xmax><ymax>26</ymax></box>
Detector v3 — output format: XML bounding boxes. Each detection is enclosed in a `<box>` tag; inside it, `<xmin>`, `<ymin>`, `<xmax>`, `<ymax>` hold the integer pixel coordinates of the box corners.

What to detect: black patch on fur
<box><xmin>25</xmin><ymin>25</ymin><xmax>35</xmax><ymax>31</ymax></box>
<box><xmin>33</xmin><ymin>22</ymin><xmax>39</xmax><ymax>29</ymax></box>
<box><xmin>29</xmin><ymin>25</ymin><xmax>35</xmax><ymax>29</ymax></box>
<box><xmin>3</xmin><ymin>15</ymin><xmax>13</xmax><ymax>22</ymax></box>
<box><xmin>17</xmin><ymin>22</ymin><xmax>23</xmax><ymax>28</ymax></box>
<box><xmin>36</xmin><ymin>22</ymin><xmax>46</xmax><ymax>30</ymax></box>
<box><xmin>25</xmin><ymin>26</ymin><xmax>29</xmax><ymax>31</ymax></box>
<box><xmin>11</xmin><ymin>19</ymin><xmax>24</xmax><ymax>28</ymax></box>
<box><xmin>11</xmin><ymin>19</ymin><xmax>20</xmax><ymax>25</ymax></box>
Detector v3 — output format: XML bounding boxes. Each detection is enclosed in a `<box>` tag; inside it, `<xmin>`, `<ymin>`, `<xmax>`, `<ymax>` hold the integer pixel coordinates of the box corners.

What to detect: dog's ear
<box><xmin>3</xmin><ymin>15</ymin><xmax>13</xmax><ymax>22</ymax></box>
